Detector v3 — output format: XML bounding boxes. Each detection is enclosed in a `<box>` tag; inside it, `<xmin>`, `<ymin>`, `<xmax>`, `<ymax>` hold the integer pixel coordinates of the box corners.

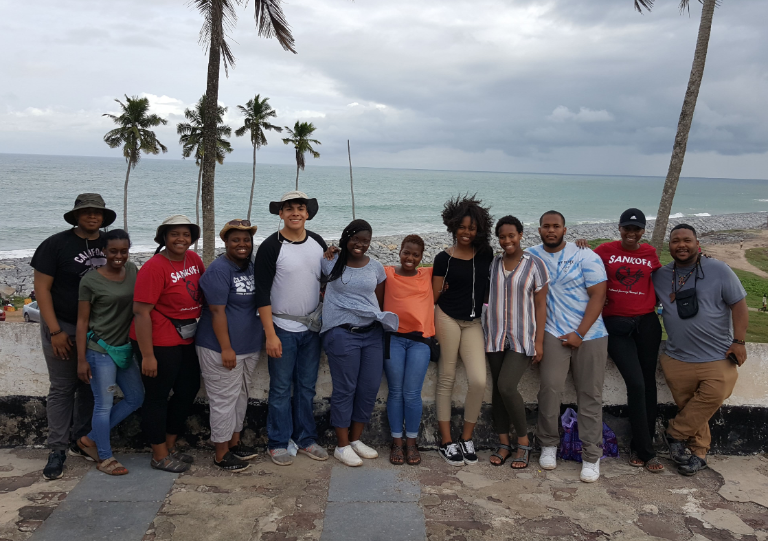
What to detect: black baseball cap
<box><xmin>619</xmin><ymin>208</ymin><xmax>646</xmax><ymax>228</ymax></box>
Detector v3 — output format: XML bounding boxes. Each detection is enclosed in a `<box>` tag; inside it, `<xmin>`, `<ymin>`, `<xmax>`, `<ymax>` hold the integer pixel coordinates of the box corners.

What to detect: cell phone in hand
<box><xmin>727</xmin><ymin>352</ymin><xmax>740</xmax><ymax>366</ymax></box>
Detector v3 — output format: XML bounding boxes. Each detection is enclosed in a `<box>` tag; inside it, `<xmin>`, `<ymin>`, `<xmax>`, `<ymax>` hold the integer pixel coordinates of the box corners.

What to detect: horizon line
<box><xmin>1</xmin><ymin>151</ymin><xmax>767</xmax><ymax>184</ymax></box>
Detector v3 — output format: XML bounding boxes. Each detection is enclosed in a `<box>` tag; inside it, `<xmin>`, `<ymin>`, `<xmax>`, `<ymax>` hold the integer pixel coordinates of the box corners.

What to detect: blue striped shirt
<box><xmin>526</xmin><ymin>243</ymin><xmax>608</xmax><ymax>341</ymax></box>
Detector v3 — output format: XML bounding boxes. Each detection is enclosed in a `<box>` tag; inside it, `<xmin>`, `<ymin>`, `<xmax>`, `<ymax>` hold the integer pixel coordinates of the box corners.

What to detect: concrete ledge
<box><xmin>2</xmin><ymin>323</ymin><xmax>768</xmax><ymax>454</ymax></box>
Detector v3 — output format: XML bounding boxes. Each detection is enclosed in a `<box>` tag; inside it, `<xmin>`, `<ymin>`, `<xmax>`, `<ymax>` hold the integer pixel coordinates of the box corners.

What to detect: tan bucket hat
<box><xmin>268</xmin><ymin>190</ymin><xmax>319</xmax><ymax>220</ymax></box>
<box><xmin>219</xmin><ymin>219</ymin><xmax>258</xmax><ymax>241</ymax></box>
<box><xmin>154</xmin><ymin>215</ymin><xmax>201</xmax><ymax>245</ymax></box>
<box><xmin>63</xmin><ymin>193</ymin><xmax>117</xmax><ymax>227</ymax></box>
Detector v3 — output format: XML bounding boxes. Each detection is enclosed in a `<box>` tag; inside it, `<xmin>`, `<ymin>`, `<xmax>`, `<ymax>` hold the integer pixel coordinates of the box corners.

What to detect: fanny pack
<box><xmin>676</xmin><ymin>272</ymin><xmax>699</xmax><ymax>320</ymax></box>
<box><xmin>156</xmin><ymin>310</ymin><xmax>198</xmax><ymax>339</ymax></box>
<box><xmin>87</xmin><ymin>331</ymin><xmax>134</xmax><ymax>369</ymax></box>
<box><xmin>273</xmin><ymin>302</ymin><xmax>323</xmax><ymax>333</ymax></box>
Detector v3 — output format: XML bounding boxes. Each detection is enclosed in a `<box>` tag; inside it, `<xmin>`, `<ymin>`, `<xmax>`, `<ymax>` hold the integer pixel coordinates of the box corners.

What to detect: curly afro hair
<box><xmin>495</xmin><ymin>215</ymin><xmax>524</xmax><ymax>236</ymax></box>
<box><xmin>441</xmin><ymin>194</ymin><xmax>493</xmax><ymax>256</ymax></box>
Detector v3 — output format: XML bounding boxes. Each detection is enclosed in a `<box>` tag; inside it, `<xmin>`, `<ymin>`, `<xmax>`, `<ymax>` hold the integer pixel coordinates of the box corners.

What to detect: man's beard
<box><xmin>541</xmin><ymin>233</ymin><xmax>564</xmax><ymax>248</ymax></box>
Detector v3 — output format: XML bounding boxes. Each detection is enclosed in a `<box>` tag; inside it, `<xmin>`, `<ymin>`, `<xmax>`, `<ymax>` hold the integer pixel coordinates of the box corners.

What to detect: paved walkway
<box><xmin>1</xmin><ymin>448</ymin><xmax>768</xmax><ymax>540</ymax></box>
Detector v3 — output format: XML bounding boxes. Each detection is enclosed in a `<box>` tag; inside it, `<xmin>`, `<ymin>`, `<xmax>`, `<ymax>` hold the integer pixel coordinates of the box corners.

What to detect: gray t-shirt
<box><xmin>653</xmin><ymin>257</ymin><xmax>746</xmax><ymax>363</ymax></box>
<box><xmin>320</xmin><ymin>255</ymin><xmax>398</xmax><ymax>333</ymax></box>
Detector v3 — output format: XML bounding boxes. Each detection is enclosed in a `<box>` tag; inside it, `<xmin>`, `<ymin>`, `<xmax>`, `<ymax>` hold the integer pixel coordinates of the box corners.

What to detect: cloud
<box><xmin>1</xmin><ymin>0</ymin><xmax>767</xmax><ymax>178</ymax></box>
<box><xmin>547</xmin><ymin>106</ymin><xmax>614</xmax><ymax>123</ymax></box>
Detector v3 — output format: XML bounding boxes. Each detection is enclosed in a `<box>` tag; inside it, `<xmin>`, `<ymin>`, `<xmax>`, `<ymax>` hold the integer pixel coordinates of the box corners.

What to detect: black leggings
<box><xmin>604</xmin><ymin>312</ymin><xmax>662</xmax><ymax>462</ymax></box>
<box><xmin>134</xmin><ymin>341</ymin><xmax>201</xmax><ymax>446</ymax></box>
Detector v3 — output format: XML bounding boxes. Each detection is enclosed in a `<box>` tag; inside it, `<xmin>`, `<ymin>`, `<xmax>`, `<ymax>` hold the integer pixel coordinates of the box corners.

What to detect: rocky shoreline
<box><xmin>2</xmin><ymin>212</ymin><xmax>766</xmax><ymax>297</ymax></box>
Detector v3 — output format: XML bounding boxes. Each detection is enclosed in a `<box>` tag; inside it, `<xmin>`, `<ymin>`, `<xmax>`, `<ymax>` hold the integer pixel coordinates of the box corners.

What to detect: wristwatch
<box><xmin>732</xmin><ymin>338</ymin><xmax>746</xmax><ymax>345</ymax></box>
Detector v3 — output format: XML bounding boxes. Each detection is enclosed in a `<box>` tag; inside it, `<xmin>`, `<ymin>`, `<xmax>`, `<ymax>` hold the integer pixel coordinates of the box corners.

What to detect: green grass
<box><xmin>745</xmin><ymin>247</ymin><xmax>768</xmax><ymax>274</ymax></box>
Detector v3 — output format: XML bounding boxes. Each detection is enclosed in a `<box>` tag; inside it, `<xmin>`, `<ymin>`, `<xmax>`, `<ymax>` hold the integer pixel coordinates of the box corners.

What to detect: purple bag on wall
<box><xmin>557</xmin><ymin>407</ymin><xmax>620</xmax><ymax>462</ymax></box>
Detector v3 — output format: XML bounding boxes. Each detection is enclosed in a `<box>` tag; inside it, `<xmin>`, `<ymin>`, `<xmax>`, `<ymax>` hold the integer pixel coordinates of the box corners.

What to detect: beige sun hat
<box><xmin>219</xmin><ymin>219</ymin><xmax>258</xmax><ymax>241</ymax></box>
<box><xmin>268</xmin><ymin>191</ymin><xmax>319</xmax><ymax>220</ymax></box>
<box><xmin>154</xmin><ymin>215</ymin><xmax>201</xmax><ymax>245</ymax></box>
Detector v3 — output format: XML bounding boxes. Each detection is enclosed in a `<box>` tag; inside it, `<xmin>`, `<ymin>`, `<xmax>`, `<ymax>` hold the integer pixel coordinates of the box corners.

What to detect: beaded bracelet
<box><xmin>50</xmin><ymin>329</ymin><xmax>63</xmax><ymax>337</ymax></box>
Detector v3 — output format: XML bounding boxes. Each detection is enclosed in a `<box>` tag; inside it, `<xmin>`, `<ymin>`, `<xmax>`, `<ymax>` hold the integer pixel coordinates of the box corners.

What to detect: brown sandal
<box><xmin>389</xmin><ymin>443</ymin><xmax>404</xmax><ymax>465</ymax></box>
<box><xmin>97</xmin><ymin>458</ymin><xmax>129</xmax><ymax>476</ymax></box>
<box><xmin>405</xmin><ymin>444</ymin><xmax>421</xmax><ymax>466</ymax></box>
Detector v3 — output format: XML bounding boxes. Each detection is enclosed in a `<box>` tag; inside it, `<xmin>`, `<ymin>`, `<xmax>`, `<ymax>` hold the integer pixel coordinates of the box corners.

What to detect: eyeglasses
<box><xmin>227</xmin><ymin>219</ymin><xmax>251</xmax><ymax>226</ymax></box>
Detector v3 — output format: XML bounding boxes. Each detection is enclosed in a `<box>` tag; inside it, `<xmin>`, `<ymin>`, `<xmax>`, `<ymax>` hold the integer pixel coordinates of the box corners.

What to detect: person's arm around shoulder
<box><xmin>431</xmin><ymin>251</ymin><xmax>448</xmax><ymax>303</ymax></box>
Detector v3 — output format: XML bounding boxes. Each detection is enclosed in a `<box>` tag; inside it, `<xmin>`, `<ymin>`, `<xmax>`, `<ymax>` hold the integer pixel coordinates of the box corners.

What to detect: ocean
<box><xmin>1</xmin><ymin>153</ymin><xmax>767</xmax><ymax>257</ymax></box>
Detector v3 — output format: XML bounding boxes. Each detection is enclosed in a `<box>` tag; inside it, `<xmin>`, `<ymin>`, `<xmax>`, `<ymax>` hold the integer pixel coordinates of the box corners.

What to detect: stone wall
<box><xmin>1</xmin><ymin>322</ymin><xmax>767</xmax><ymax>454</ymax></box>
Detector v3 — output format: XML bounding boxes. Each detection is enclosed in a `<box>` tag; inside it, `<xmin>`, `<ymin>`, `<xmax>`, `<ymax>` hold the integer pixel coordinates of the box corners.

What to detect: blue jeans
<box><xmin>384</xmin><ymin>336</ymin><xmax>431</xmax><ymax>438</ymax></box>
<box><xmin>323</xmin><ymin>325</ymin><xmax>385</xmax><ymax>429</ymax></box>
<box><xmin>85</xmin><ymin>349</ymin><xmax>144</xmax><ymax>460</ymax></box>
<box><xmin>267</xmin><ymin>327</ymin><xmax>321</xmax><ymax>449</ymax></box>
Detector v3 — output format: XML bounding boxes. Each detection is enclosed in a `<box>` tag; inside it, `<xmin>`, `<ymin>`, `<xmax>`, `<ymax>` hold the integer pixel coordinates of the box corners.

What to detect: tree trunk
<box><xmin>348</xmin><ymin>140</ymin><xmax>356</xmax><ymax>220</ymax></box>
<box><xmin>247</xmin><ymin>143</ymin><xmax>256</xmax><ymax>221</ymax></box>
<box><xmin>295</xmin><ymin>163</ymin><xmax>300</xmax><ymax>191</ymax></box>
<box><xmin>194</xmin><ymin>159</ymin><xmax>203</xmax><ymax>252</ymax></box>
<box><xmin>651</xmin><ymin>0</ymin><xmax>716</xmax><ymax>249</ymax></box>
<box><xmin>123</xmin><ymin>160</ymin><xmax>131</xmax><ymax>231</ymax></box>
<box><xmin>201</xmin><ymin>0</ymin><xmax>223</xmax><ymax>265</ymax></box>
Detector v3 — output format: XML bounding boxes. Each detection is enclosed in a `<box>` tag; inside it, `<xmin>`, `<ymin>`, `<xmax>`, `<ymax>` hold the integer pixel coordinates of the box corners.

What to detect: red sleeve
<box><xmin>647</xmin><ymin>244</ymin><xmax>662</xmax><ymax>271</ymax></box>
<box><xmin>593</xmin><ymin>242</ymin><xmax>610</xmax><ymax>263</ymax></box>
<box><xmin>133</xmin><ymin>256</ymin><xmax>166</xmax><ymax>306</ymax></box>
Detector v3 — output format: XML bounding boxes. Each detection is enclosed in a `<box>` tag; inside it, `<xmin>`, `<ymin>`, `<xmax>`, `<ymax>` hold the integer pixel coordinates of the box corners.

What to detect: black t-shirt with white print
<box><xmin>31</xmin><ymin>229</ymin><xmax>106</xmax><ymax>324</ymax></box>
<box><xmin>254</xmin><ymin>230</ymin><xmax>327</xmax><ymax>333</ymax></box>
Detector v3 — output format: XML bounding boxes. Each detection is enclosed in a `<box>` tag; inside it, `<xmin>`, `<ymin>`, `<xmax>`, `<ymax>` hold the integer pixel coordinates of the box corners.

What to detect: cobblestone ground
<box><xmin>1</xmin><ymin>447</ymin><xmax>766</xmax><ymax>541</ymax></box>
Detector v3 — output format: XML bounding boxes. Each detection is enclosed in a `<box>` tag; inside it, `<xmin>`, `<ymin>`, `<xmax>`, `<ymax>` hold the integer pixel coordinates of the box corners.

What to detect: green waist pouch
<box><xmin>87</xmin><ymin>331</ymin><xmax>134</xmax><ymax>369</ymax></box>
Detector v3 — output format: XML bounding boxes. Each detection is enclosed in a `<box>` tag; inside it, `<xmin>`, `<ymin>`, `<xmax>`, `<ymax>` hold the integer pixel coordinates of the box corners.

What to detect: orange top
<box><xmin>383</xmin><ymin>266</ymin><xmax>435</xmax><ymax>337</ymax></box>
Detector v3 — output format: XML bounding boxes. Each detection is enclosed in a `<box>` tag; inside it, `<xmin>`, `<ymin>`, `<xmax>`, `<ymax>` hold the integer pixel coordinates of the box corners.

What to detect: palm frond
<box><xmin>251</xmin><ymin>0</ymin><xmax>296</xmax><ymax>53</ymax></box>
<box><xmin>634</xmin><ymin>0</ymin><xmax>653</xmax><ymax>13</ymax></box>
<box><xmin>191</xmin><ymin>0</ymin><xmax>240</xmax><ymax>72</ymax></box>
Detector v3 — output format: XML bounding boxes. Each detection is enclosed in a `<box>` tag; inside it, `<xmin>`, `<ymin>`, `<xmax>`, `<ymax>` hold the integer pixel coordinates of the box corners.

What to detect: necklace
<box><xmin>166</xmin><ymin>252</ymin><xmax>188</xmax><ymax>284</ymax></box>
<box><xmin>670</xmin><ymin>259</ymin><xmax>699</xmax><ymax>302</ymax></box>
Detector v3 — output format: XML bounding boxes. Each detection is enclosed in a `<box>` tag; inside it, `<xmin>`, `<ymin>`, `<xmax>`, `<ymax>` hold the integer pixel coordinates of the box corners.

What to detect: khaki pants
<box><xmin>435</xmin><ymin>305</ymin><xmax>487</xmax><ymax>424</ymax></box>
<box><xmin>537</xmin><ymin>332</ymin><xmax>608</xmax><ymax>463</ymax></box>
<box><xmin>660</xmin><ymin>353</ymin><xmax>738</xmax><ymax>457</ymax></box>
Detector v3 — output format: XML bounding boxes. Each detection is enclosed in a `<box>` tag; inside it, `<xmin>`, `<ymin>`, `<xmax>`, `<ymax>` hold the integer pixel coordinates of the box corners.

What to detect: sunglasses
<box><xmin>227</xmin><ymin>219</ymin><xmax>252</xmax><ymax>226</ymax></box>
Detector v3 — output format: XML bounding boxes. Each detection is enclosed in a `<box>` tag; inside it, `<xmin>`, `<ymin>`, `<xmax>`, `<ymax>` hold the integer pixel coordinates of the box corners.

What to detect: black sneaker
<box><xmin>229</xmin><ymin>443</ymin><xmax>258</xmax><ymax>461</ymax></box>
<box><xmin>664</xmin><ymin>432</ymin><xmax>690</xmax><ymax>465</ymax></box>
<box><xmin>214</xmin><ymin>452</ymin><xmax>250</xmax><ymax>472</ymax></box>
<box><xmin>68</xmin><ymin>441</ymin><xmax>95</xmax><ymax>462</ymax></box>
<box><xmin>438</xmin><ymin>441</ymin><xmax>464</xmax><ymax>466</ymax></box>
<box><xmin>678</xmin><ymin>455</ymin><xmax>708</xmax><ymax>476</ymax></box>
<box><xmin>458</xmin><ymin>438</ymin><xmax>478</xmax><ymax>465</ymax></box>
<box><xmin>43</xmin><ymin>450</ymin><xmax>66</xmax><ymax>480</ymax></box>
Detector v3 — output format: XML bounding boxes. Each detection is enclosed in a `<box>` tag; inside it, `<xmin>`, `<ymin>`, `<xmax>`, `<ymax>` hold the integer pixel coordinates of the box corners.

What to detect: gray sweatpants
<box><xmin>196</xmin><ymin>346</ymin><xmax>259</xmax><ymax>443</ymax></box>
<box><xmin>41</xmin><ymin>318</ymin><xmax>94</xmax><ymax>451</ymax></box>
<box><xmin>537</xmin><ymin>332</ymin><xmax>608</xmax><ymax>463</ymax></box>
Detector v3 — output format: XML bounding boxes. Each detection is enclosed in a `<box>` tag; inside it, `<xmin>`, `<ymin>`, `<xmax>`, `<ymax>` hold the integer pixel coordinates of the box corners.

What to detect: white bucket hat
<box><xmin>268</xmin><ymin>191</ymin><xmax>319</xmax><ymax>220</ymax></box>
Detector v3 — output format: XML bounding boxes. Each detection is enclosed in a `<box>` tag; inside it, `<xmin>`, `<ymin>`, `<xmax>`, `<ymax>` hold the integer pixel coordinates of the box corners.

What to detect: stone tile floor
<box><xmin>1</xmin><ymin>447</ymin><xmax>767</xmax><ymax>541</ymax></box>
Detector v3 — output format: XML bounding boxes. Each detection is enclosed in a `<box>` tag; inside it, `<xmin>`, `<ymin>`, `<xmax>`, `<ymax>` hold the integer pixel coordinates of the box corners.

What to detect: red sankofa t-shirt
<box><xmin>129</xmin><ymin>251</ymin><xmax>205</xmax><ymax>347</ymax></box>
<box><xmin>594</xmin><ymin>241</ymin><xmax>661</xmax><ymax>318</ymax></box>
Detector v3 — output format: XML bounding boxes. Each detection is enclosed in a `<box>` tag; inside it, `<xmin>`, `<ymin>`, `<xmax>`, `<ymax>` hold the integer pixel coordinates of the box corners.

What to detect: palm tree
<box><xmin>650</xmin><ymin>0</ymin><xmax>717</xmax><ymax>248</ymax></box>
<box><xmin>103</xmin><ymin>95</ymin><xmax>167</xmax><ymax>230</ymax></box>
<box><xmin>177</xmin><ymin>95</ymin><xmax>233</xmax><ymax>251</ymax></box>
<box><xmin>235</xmin><ymin>94</ymin><xmax>282</xmax><ymax>221</ymax></box>
<box><xmin>192</xmin><ymin>0</ymin><xmax>295</xmax><ymax>264</ymax></box>
<box><xmin>282</xmin><ymin>121</ymin><xmax>321</xmax><ymax>190</ymax></box>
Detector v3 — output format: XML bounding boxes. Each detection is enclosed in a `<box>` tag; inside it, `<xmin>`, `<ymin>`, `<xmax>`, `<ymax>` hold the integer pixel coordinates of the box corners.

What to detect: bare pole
<box><xmin>348</xmin><ymin>139</ymin><xmax>356</xmax><ymax>220</ymax></box>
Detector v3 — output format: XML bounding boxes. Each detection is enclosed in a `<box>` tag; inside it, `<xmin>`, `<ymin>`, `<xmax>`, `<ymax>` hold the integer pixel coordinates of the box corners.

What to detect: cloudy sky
<box><xmin>2</xmin><ymin>0</ymin><xmax>766</xmax><ymax>179</ymax></box>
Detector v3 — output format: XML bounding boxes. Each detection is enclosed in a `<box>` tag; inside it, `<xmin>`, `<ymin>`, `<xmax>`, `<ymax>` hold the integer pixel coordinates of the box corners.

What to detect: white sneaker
<box><xmin>580</xmin><ymin>460</ymin><xmax>600</xmax><ymax>483</ymax></box>
<box><xmin>350</xmin><ymin>440</ymin><xmax>378</xmax><ymax>459</ymax></box>
<box><xmin>334</xmin><ymin>446</ymin><xmax>363</xmax><ymax>467</ymax></box>
<box><xmin>539</xmin><ymin>446</ymin><xmax>558</xmax><ymax>470</ymax></box>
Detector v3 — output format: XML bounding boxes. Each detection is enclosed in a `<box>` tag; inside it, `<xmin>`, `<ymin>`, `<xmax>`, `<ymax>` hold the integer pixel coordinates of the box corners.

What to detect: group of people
<box><xmin>32</xmin><ymin>190</ymin><xmax>748</xmax><ymax>483</ymax></box>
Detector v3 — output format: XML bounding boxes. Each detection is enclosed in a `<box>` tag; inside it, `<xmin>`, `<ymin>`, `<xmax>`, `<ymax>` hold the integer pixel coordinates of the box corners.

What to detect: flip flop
<box><xmin>77</xmin><ymin>438</ymin><xmax>100</xmax><ymax>462</ymax></box>
<box><xmin>490</xmin><ymin>444</ymin><xmax>513</xmax><ymax>466</ymax></box>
